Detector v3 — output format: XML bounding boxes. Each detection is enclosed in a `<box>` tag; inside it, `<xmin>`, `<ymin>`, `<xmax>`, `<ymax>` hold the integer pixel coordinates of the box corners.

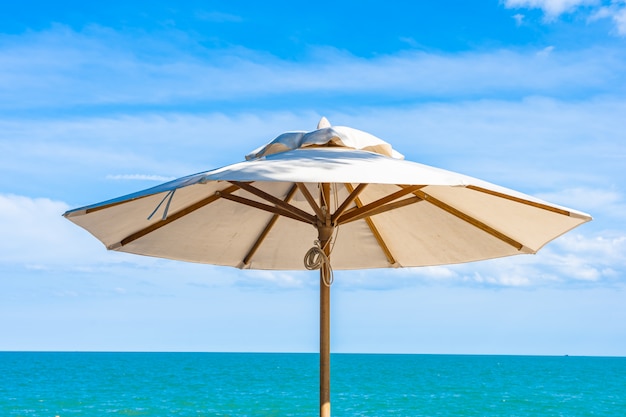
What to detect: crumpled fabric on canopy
<box><xmin>245</xmin><ymin>117</ymin><xmax>405</xmax><ymax>160</ymax></box>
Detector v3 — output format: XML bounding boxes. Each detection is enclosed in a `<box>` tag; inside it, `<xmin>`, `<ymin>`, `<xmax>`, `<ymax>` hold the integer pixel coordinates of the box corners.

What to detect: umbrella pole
<box><xmin>320</xmin><ymin>262</ymin><xmax>330</xmax><ymax>417</ymax></box>
<box><xmin>319</xmin><ymin>184</ymin><xmax>332</xmax><ymax>417</ymax></box>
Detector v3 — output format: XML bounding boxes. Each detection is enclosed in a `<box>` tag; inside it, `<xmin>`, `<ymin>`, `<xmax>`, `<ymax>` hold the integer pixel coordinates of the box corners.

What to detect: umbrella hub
<box><xmin>317</xmin><ymin>224</ymin><xmax>334</xmax><ymax>245</ymax></box>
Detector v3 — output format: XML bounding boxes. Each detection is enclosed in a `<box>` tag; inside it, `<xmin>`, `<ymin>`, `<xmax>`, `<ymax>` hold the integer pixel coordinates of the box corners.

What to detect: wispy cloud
<box><xmin>2</xmin><ymin>97</ymin><xmax>624</xmax><ymax>206</ymax></box>
<box><xmin>513</xmin><ymin>13</ymin><xmax>526</xmax><ymax>25</ymax></box>
<box><xmin>194</xmin><ymin>10</ymin><xmax>243</xmax><ymax>23</ymax></box>
<box><xmin>0</xmin><ymin>194</ymin><xmax>96</xmax><ymax>266</ymax></box>
<box><xmin>504</xmin><ymin>0</ymin><xmax>599</xmax><ymax>20</ymax></box>
<box><xmin>1</xmin><ymin>25</ymin><xmax>625</xmax><ymax>113</ymax></box>
<box><xmin>503</xmin><ymin>0</ymin><xmax>626</xmax><ymax>35</ymax></box>
<box><xmin>106</xmin><ymin>174</ymin><xmax>176</xmax><ymax>182</ymax></box>
<box><xmin>537</xmin><ymin>187</ymin><xmax>626</xmax><ymax>220</ymax></box>
<box><xmin>590</xmin><ymin>2</ymin><xmax>626</xmax><ymax>35</ymax></box>
<box><xmin>0</xmin><ymin>193</ymin><xmax>168</xmax><ymax>270</ymax></box>
<box><xmin>549</xmin><ymin>232</ymin><xmax>626</xmax><ymax>281</ymax></box>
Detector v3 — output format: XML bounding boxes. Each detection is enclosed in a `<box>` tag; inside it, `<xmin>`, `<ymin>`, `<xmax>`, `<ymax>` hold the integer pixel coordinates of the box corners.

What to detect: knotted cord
<box><xmin>303</xmin><ymin>183</ymin><xmax>339</xmax><ymax>287</ymax></box>
<box><xmin>304</xmin><ymin>240</ymin><xmax>334</xmax><ymax>286</ymax></box>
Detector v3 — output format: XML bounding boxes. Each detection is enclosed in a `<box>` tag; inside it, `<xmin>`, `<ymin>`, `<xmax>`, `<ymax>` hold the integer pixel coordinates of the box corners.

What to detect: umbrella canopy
<box><xmin>64</xmin><ymin>118</ymin><xmax>591</xmax><ymax>417</ymax></box>
<box><xmin>65</xmin><ymin>120</ymin><xmax>589</xmax><ymax>270</ymax></box>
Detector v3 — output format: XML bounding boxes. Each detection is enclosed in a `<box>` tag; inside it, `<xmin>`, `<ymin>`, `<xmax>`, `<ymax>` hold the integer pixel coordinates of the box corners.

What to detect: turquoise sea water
<box><xmin>2</xmin><ymin>352</ymin><xmax>625</xmax><ymax>416</ymax></box>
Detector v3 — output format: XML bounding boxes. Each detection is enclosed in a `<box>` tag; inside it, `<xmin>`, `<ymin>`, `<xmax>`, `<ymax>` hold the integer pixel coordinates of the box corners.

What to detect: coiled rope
<box><xmin>304</xmin><ymin>185</ymin><xmax>338</xmax><ymax>287</ymax></box>
<box><xmin>304</xmin><ymin>240</ymin><xmax>334</xmax><ymax>286</ymax></box>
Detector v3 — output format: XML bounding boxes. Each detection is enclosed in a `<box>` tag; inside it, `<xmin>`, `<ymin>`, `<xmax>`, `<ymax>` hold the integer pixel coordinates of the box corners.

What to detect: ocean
<box><xmin>1</xmin><ymin>352</ymin><xmax>625</xmax><ymax>416</ymax></box>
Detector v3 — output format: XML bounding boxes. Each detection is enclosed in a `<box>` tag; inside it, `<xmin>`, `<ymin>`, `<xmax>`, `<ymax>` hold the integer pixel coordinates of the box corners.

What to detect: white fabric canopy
<box><xmin>65</xmin><ymin>130</ymin><xmax>591</xmax><ymax>270</ymax></box>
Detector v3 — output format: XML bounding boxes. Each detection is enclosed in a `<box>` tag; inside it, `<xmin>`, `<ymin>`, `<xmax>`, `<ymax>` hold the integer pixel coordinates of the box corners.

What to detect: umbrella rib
<box><xmin>219</xmin><ymin>192</ymin><xmax>316</xmax><ymax>225</ymax></box>
<box><xmin>364</xmin><ymin>217</ymin><xmax>396</xmax><ymax>266</ymax></box>
<box><xmin>331</xmin><ymin>183</ymin><xmax>368</xmax><ymax>225</ymax></box>
<box><xmin>336</xmin><ymin>185</ymin><xmax>425</xmax><ymax>225</ymax></box>
<box><xmin>415</xmin><ymin>189</ymin><xmax>525</xmax><ymax>251</ymax></box>
<box><xmin>114</xmin><ymin>184</ymin><xmax>241</xmax><ymax>249</ymax></box>
<box><xmin>65</xmin><ymin>194</ymin><xmax>152</xmax><ymax>217</ymax></box>
<box><xmin>343</xmin><ymin>183</ymin><xmax>397</xmax><ymax>266</ymax></box>
<box><xmin>229</xmin><ymin>181</ymin><xmax>317</xmax><ymax>225</ymax></box>
<box><xmin>467</xmin><ymin>185</ymin><xmax>573</xmax><ymax>216</ymax></box>
<box><xmin>296</xmin><ymin>182</ymin><xmax>325</xmax><ymax>221</ymax></box>
<box><xmin>241</xmin><ymin>184</ymin><xmax>299</xmax><ymax>267</ymax></box>
<box><xmin>337</xmin><ymin>196</ymin><xmax>423</xmax><ymax>225</ymax></box>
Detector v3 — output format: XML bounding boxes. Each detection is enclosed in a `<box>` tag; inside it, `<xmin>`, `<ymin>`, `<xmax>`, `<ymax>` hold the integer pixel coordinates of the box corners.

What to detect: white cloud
<box><xmin>616</xmin><ymin>5</ymin><xmax>626</xmax><ymax>34</ymax></box>
<box><xmin>106</xmin><ymin>174</ymin><xmax>176</xmax><ymax>182</ymax></box>
<box><xmin>537</xmin><ymin>45</ymin><xmax>555</xmax><ymax>56</ymax></box>
<box><xmin>398</xmin><ymin>36</ymin><xmax>420</xmax><ymax>48</ymax></box>
<box><xmin>554</xmin><ymin>232</ymin><xmax>626</xmax><ymax>262</ymax></box>
<box><xmin>234</xmin><ymin>270</ymin><xmax>313</xmax><ymax>290</ymax></box>
<box><xmin>0</xmin><ymin>193</ymin><xmax>165</xmax><ymax>270</ymax></box>
<box><xmin>504</xmin><ymin>0</ymin><xmax>599</xmax><ymax>19</ymax></box>
<box><xmin>590</xmin><ymin>2</ymin><xmax>626</xmax><ymax>35</ymax></box>
<box><xmin>504</xmin><ymin>0</ymin><xmax>626</xmax><ymax>35</ymax></box>
<box><xmin>1</xmin><ymin>25</ymin><xmax>625</xmax><ymax>112</ymax></box>
<box><xmin>537</xmin><ymin>187</ymin><xmax>626</xmax><ymax>220</ymax></box>
<box><xmin>0</xmin><ymin>194</ymin><xmax>89</xmax><ymax>265</ymax></box>
<box><xmin>539</xmin><ymin>233</ymin><xmax>626</xmax><ymax>284</ymax></box>
<box><xmin>2</xmin><ymin>97</ymin><xmax>625</xmax><ymax>213</ymax></box>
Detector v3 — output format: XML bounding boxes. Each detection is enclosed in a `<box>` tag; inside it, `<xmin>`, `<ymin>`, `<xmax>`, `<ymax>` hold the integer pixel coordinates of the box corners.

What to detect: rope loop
<box><xmin>304</xmin><ymin>241</ymin><xmax>334</xmax><ymax>286</ymax></box>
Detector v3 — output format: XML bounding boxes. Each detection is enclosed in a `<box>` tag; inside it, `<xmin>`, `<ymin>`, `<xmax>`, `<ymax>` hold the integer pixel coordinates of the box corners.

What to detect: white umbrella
<box><xmin>64</xmin><ymin>117</ymin><xmax>591</xmax><ymax>417</ymax></box>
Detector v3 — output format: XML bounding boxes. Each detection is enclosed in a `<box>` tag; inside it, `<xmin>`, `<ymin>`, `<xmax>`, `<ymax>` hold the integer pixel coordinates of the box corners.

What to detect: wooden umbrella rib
<box><xmin>416</xmin><ymin>190</ymin><xmax>524</xmax><ymax>250</ymax></box>
<box><xmin>117</xmin><ymin>184</ymin><xmax>240</xmax><ymax>248</ymax></box>
<box><xmin>230</xmin><ymin>181</ymin><xmax>317</xmax><ymax>225</ymax></box>
<box><xmin>296</xmin><ymin>182</ymin><xmax>325</xmax><ymax>221</ymax></box>
<box><xmin>336</xmin><ymin>184</ymin><xmax>424</xmax><ymax>225</ymax></box>
<box><xmin>242</xmin><ymin>185</ymin><xmax>298</xmax><ymax>267</ymax></box>
<box><xmin>466</xmin><ymin>185</ymin><xmax>572</xmax><ymax>216</ymax></box>
<box><xmin>364</xmin><ymin>217</ymin><xmax>396</xmax><ymax>266</ymax></box>
<box><xmin>330</xmin><ymin>183</ymin><xmax>367</xmax><ymax>225</ymax></box>
<box><xmin>343</xmin><ymin>183</ymin><xmax>397</xmax><ymax>266</ymax></box>
<box><xmin>66</xmin><ymin>194</ymin><xmax>153</xmax><ymax>216</ymax></box>
<box><xmin>219</xmin><ymin>192</ymin><xmax>316</xmax><ymax>225</ymax></box>
<box><xmin>337</xmin><ymin>196</ymin><xmax>422</xmax><ymax>225</ymax></box>
<box><xmin>86</xmin><ymin>199</ymin><xmax>139</xmax><ymax>214</ymax></box>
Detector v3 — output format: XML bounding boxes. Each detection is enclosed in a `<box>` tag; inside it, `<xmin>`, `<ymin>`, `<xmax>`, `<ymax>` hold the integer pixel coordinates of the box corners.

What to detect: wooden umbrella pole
<box><xmin>319</xmin><ymin>183</ymin><xmax>332</xmax><ymax>417</ymax></box>
<box><xmin>320</xmin><ymin>259</ymin><xmax>330</xmax><ymax>417</ymax></box>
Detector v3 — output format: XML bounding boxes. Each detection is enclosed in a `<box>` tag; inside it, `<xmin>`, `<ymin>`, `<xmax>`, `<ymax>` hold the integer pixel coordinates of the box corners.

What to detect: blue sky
<box><xmin>1</xmin><ymin>0</ymin><xmax>625</xmax><ymax>356</ymax></box>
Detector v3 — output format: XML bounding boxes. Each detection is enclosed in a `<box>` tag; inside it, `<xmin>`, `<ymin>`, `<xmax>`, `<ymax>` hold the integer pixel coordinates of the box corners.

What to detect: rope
<box><xmin>304</xmin><ymin>241</ymin><xmax>334</xmax><ymax>286</ymax></box>
<box><xmin>304</xmin><ymin>184</ymin><xmax>336</xmax><ymax>286</ymax></box>
<box><xmin>330</xmin><ymin>184</ymin><xmax>340</xmax><ymax>253</ymax></box>
<box><xmin>147</xmin><ymin>189</ymin><xmax>176</xmax><ymax>220</ymax></box>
